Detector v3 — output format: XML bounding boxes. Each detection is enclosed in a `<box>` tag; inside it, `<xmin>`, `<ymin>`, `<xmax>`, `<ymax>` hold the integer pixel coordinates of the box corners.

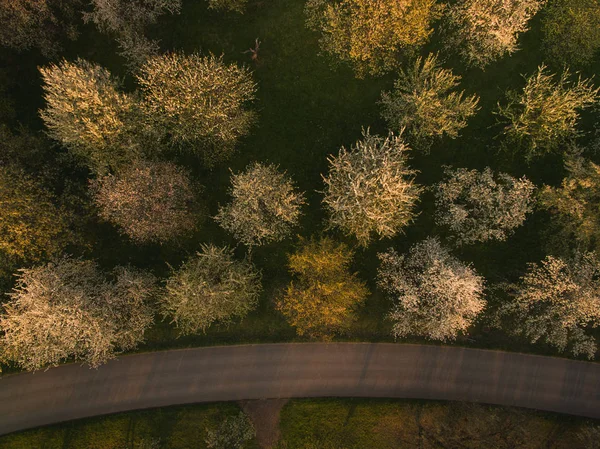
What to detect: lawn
<box><xmin>0</xmin><ymin>0</ymin><xmax>599</xmax><ymax>365</ymax></box>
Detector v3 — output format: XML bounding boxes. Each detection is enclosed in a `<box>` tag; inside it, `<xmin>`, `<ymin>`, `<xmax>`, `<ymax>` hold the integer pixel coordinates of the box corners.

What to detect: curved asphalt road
<box><xmin>1</xmin><ymin>343</ymin><xmax>599</xmax><ymax>435</ymax></box>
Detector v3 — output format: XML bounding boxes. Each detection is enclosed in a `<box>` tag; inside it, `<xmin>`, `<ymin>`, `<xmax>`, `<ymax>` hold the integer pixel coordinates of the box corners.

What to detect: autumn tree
<box><xmin>208</xmin><ymin>0</ymin><xmax>247</xmax><ymax>13</ymax></box>
<box><xmin>276</xmin><ymin>237</ymin><xmax>369</xmax><ymax>339</ymax></box>
<box><xmin>322</xmin><ymin>129</ymin><xmax>421</xmax><ymax>247</ymax></box>
<box><xmin>136</xmin><ymin>53</ymin><xmax>257</xmax><ymax>165</ymax></box>
<box><xmin>91</xmin><ymin>160</ymin><xmax>201</xmax><ymax>244</ymax></box>
<box><xmin>84</xmin><ymin>0</ymin><xmax>181</xmax><ymax>69</ymax></box>
<box><xmin>205</xmin><ymin>412</ymin><xmax>255</xmax><ymax>449</ymax></box>
<box><xmin>39</xmin><ymin>58</ymin><xmax>140</xmax><ymax>174</ymax></box>
<box><xmin>215</xmin><ymin>163</ymin><xmax>305</xmax><ymax>248</ymax></box>
<box><xmin>0</xmin><ymin>166</ymin><xmax>71</xmax><ymax>262</ymax></box>
<box><xmin>0</xmin><ymin>0</ymin><xmax>80</xmax><ymax>56</ymax></box>
<box><xmin>305</xmin><ymin>0</ymin><xmax>442</xmax><ymax>77</ymax></box>
<box><xmin>539</xmin><ymin>156</ymin><xmax>600</xmax><ymax>253</ymax></box>
<box><xmin>496</xmin><ymin>65</ymin><xmax>599</xmax><ymax>159</ymax></box>
<box><xmin>161</xmin><ymin>244</ymin><xmax>261</xmax><ymax>335</ymax></box>
<box><xmin>0</xmin><ymin>258</ymin><xmax>156</xmax><ymax>370</ymax></box>
<box><xmin>378</xmin><ymin>237</ymin><xmax>485</xmax><ymax>341</ymax></box>
<box><xmin>380</xmin><ymin>53</ymin><xmax>479</xmax><ymax>146</ymax></box>
<box><xmin>542</xmin><ymin>0</ymin><xmax>600</xmax><ymax>68</ymax></box>
<box><xmin>435</xmin><ymin>167</ymin><xmax>535</xmax><ymax>246</ymax></box>
<box><xmin>502</xmin><ymin>252</ymin><xmax>600</xmax><ymax>359</ymax></box>
<box><xmin>443</xmin><ymin>0</ymin><xmax>546</xmax><ymax>68</ymax></box>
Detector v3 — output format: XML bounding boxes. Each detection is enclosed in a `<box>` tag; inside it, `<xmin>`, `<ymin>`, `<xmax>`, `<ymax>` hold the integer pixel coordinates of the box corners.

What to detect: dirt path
<box><xmin>240</xmin><ymin>399</ymin><xmax>288</xmax><ymax>448</ymax></box>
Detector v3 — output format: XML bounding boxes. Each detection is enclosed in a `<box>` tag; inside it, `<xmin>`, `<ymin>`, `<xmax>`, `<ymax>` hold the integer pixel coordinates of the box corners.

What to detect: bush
<box><xmin>91</xmin><ymin>160</ymin><xmax>201</xmax><ymax>244</ymax></box>
<box><xmin>161</xmin><ymin>245</ymin><xmax>262</xmax><ymax>335</ymax></box>
<box><xmin>380</xmin><ymin>53</ymin><xmax>479</xmax><ymax>146</ymax></box>
<box><xmin>496</xmin><ymin>64</ymin><xmax>599</xmax><ymax>159</ymax></box>
<box><xmin>277</xmin><ymin>237</ymin><xmax>369</xmax><ymax>339</ymax></box>
<box><xmin>136</xmin><ymin>53</ymin><xmax>257</xmax><ymax>165</ymax></box>
<box><xmin>435</xmin><ymin>167</ymin><xmax>535</xmax><ymax>246</ymax></box>
<box><xmin>378</xmin><ymin>237</ymin><xmax>486</xmax><ymax>341</ymax></box>
<box><xmin>322</xmin><ymin>129</ymin><xmax>421</xmax><ymax>247</ymax></box>
<box><xmin>0</xmin><ymin>258</ymin><xmax>156</xmax><ymax>370</ymax></box>
<box><xmin>205</xmin><ymin>412</ymin><xmax>255</xmax><ymax>449</ymax></box>
<box><xmin>305</xmin><ymin>0</ymin><xmax>442</xmax><ymax>77</ymax></box>
<box><xmin>208</xmin><ymin>0</ymin><xmax>248</xmax><ymax>13</ymax></box>
<box><xmin>215</xmin><ymin>163</ymin><xmax>305</xmax><ymax>248</ymax></box>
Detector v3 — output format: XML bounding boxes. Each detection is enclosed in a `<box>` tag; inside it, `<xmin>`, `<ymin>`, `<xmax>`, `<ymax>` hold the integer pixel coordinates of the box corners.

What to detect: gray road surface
<box><xmin>1</xmin><ymin>343</ymin><xmax>599</xmax><ymax>435</ymax></box>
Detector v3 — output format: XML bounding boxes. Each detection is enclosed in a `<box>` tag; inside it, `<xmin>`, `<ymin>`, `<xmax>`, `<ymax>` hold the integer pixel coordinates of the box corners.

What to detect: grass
<box><xmin>276</xmin><ymin>398</ymin><xmax>597</xmax><ymax>449</ymax></box>
<box><xmin>0</xmin><ymin>0</ymin><xmax>599</xmax><ymax>367</ymax></box>
<box><xmin>0</xmin><ymin>403</ymin><xmax>260</xmax><ymax>449</ymax></box>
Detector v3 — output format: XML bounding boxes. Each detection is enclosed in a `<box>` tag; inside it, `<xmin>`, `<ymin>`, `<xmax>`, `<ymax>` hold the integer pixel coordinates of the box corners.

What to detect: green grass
<box><xmin>276</xmin><ymin>398</ymin><xmax>596</xmax><ymax>449</ymax></box>
<box><xmin>0</xmin><ymin>403</ymin><xmax>260</xmax><ymax>449</ymax></box>
<box><xmin>0</xmin><ymin>0</ymin><xmax>599</xmax><ymax>367</ymax></box>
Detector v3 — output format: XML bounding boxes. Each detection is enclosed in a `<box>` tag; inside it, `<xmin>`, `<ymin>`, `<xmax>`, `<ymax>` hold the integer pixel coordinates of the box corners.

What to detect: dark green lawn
<box><xmin>0</xmin><ymin>0</ymin><xmax>599</xmax><ymax>365</ymax></box>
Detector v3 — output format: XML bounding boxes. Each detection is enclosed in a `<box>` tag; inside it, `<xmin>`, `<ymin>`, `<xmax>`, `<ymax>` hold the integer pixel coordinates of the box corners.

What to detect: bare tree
<box><xmin>215</xmin><ymin>162</ymin><xmax>305</xmax><ymax>248</ymax></box>
<box><xmin>378</xmin><ymin>237</ymin><xmax>486</xmax><ymax>341</ymax></box>
<box><xmin>0</xmin><ymin>258</ymin><xmax>156</xmax><ymax>370</ymax></box>
<box><xmin>322</xmin><ymin>129</ymin><xmax>421</xmax><ymax>247</ymax></box>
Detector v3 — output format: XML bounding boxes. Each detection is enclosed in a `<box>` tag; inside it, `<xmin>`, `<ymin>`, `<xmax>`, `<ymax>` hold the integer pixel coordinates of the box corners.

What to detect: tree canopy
<box><xmin>0</xmin><ymin>258</ymin><xmax>156</xmax><ymax>370</ymax></box>
<box><xmin>161</xmin><ymin>244</ymin><xmax>262</xmax><ymax>335</ymax></box>
<box><xmin>305</xmin><ymin>0</ymin><xmax>442</xmax><ymax>77</ymax></box>
<box><xmin>276</xmin><ymin>237</ymin><xmax>369</xmax><ymax>339</ymax></box>
<box><xmin>378</xmin><ymin>237</ymin><xmax>486</xmax><ymax>341</ymax></box>
<box><xmin>215</xmin><ymin>163</ymin><xmax>305</xmax><ymax>247</ymax></box>
<box><xmin>322</xmin><ymin>129</ymin><xmax>421</xmax><ymax>247</ymax></box>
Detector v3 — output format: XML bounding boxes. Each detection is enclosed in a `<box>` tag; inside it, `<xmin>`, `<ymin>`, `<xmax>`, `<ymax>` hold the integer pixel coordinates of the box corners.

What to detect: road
<box><xmin>1</xmin><ymin>343</ymin><xmax>599</xmax><ymax>435</ymax></box>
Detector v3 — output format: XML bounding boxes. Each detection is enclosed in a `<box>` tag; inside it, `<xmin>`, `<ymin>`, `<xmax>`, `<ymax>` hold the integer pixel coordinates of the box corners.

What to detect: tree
<box><xmin>0</xmin><ymin>258</ymin><xmax>156</xmax><ymax>371</ymax></box>
<box><xmin>205</xmin><ymin>412</ymin><xmax>255</xmax><ymax>449</ymax></box>
<box><xmin>502</xmin><ymin>252</ymin><xmax>600</xmax><ymax>359</ymax></box>
<box><xmin>542</xmin><ymin>0</ymin><xmax>600</xmax><ymax>68</ymax></box>
<box><xmin>136</xmin><ymin>53</ymin><xmax>257</xmax><ymax>165</ymax></box>
<box><xmin>435</xmin><ymin>167</ymin><xmax>535</xmax><ymax>246</ymax></box>
<box><xmin>276</xmin><ymin>237</ymin><xmax>369</xmax><ymax>339</ymax></box>
<box><xmin>215</xmin><ymin>163</ymin><xmax>305</xmax><ymax>248</ymax></box>
<box><xmin>161</xmin><ymin>244</ymin><xmax>261</xmax><ymax>335</ymax></box>
<box><xmin>443</xmin><ymin>0</ymin><xmax>546</xmax><ymax>68</ymax></box>
<box><xmin>0</xmin><ymin>0</ymin><xmax>80</xmax><ymax>57</ymax></box>
<box><xmin>84</xmin><ymin>0</ymin><xmax>181</xmax><ymax>69</ymax></box>
<box><xmin>305</xmin><ymin>0</ymin><xmax>442</xmax><ymax>77</ymax></box>
<box><xmin>208</xmin><ymin>0</ymin><xmax>247</xmax><ymax>13</ymax></box>
<box><xmin>378</xmin><ymin>237</ymin><xmax>485</xmax><ymax>341</ymax></box>
<box><xmin>322</xmin><ymin>129</ymin><xmax>421</xmax><ymax>247</ymax></box>
<box><xmin>39</xmin><ymin>58</ymin><xmax>140</xmax><ymax>174</ymax></box>
<box><xmin>91</xmin><ymin>160</ymin><xmax>201</xmax><ymax>244</ymax></box>
<box><xmin>0</xmin><ymin>166</ymin><xmax>71</xmax><ymax>262</ymax></box>
<box><xmin>380</xmin><ymin>53</ymin><xmax>479</xmax><ymax>146</ymax></box>
<box><xmin>539</xmin><ymin>156</ymin><xmax>600</xmax><ymax>254</ymax></box>
<box><xmin>496</xmin><ymin>65</ymin><xmax>599</xmax><ymax>159</ymax></box>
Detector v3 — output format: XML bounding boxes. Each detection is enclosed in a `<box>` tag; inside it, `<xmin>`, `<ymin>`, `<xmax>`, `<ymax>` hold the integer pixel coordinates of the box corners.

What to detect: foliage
<box><xmin>85</xmin><ymin>0</ymin><xmax>181</xmax><ymax>69</ymax></box>
<box><xmin>503</xmin><ymin>252</ymin><xmax>600</xmax><ymax>359</ymax></box>
<box><xmin>380</xmin><ymin>53</ymin><xmax>479</xmax><ymax>146</ymax></box>
<box><xmin>305</xmin><ymin>0</ymin><xmax>443</xmax><ymax>77</ymax></box>
<box><xmin>136</xmin><ymin>53</ymin><xmax>257</xmax><ymax>165</ymax></box>
<box><xmin>161</xmin><ymin>244</ymin><xmax>262</xmax><ymax>335</ymax></box>
<box><xmin>496</xmin><ymin>65</ymin><xmax>599</xmax><ymax>159</ymax></box>
<box><xmin>378</xmin><ymin>237</ymin><xmax>486</xmax><ymax>341</ymax></box>
<box><xmin>0</xmin><ymin>258</ymin><xmax>156</xmax><ymax>370</ymax></box>
<box><xmin>0</xmin><ymin>166</ymin><xmax>72</xmax><ymax>262</ymax></box>
<box><xmin>539</xmin><ymin>156</ymin><xmax>600</xmax><ymax>254</ymax></box>
<box><xmin>39</xmin><ymin>58</ymin><xmax>140</xmax><ymax>174</ymax></box>
<box><xmin>91</xmin><ymin>160</ymin><xmax>201</xmax><ymax>244</ymax></box>
<box><xmin>435</xmin><ymin>167</ymin><xmax>535</xmax><ymax>246</ymax></box>
<box><xmin>208</xmin><ymin>0</ymin><xmax>248</xmax><ymax>13</ymax></box>
<box><xmin>542</xmin><ymin>0</ymin><xmax>600</xmax><ymax>67</ymax></box>
<box><xmin>322</xmin><ymin>129</ymin><xmax>421</xmax><ymax>247</ymax></box>
<box><xmin>276</xmin><ymin>237</ymin><xmax>369</xmax><ymax>339</ymax></box>
<box><xmin>443</xmin><ymin>0</ymin><xmax>546</xmax><ymax>68</ymax></box>
<box><xmin>205</xmin><ymin>412</ymin><xmax>255</xmax><ymax>449</ymax></box>
<box><xmin>215</xmin><ymin>163</ymin><xmax>305</xmax><ymax>248</ymax></box>
<box><xmin>0</xmin><ymin>0</ymin><xmax>80</xmax><ymax>56</ymax></box>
